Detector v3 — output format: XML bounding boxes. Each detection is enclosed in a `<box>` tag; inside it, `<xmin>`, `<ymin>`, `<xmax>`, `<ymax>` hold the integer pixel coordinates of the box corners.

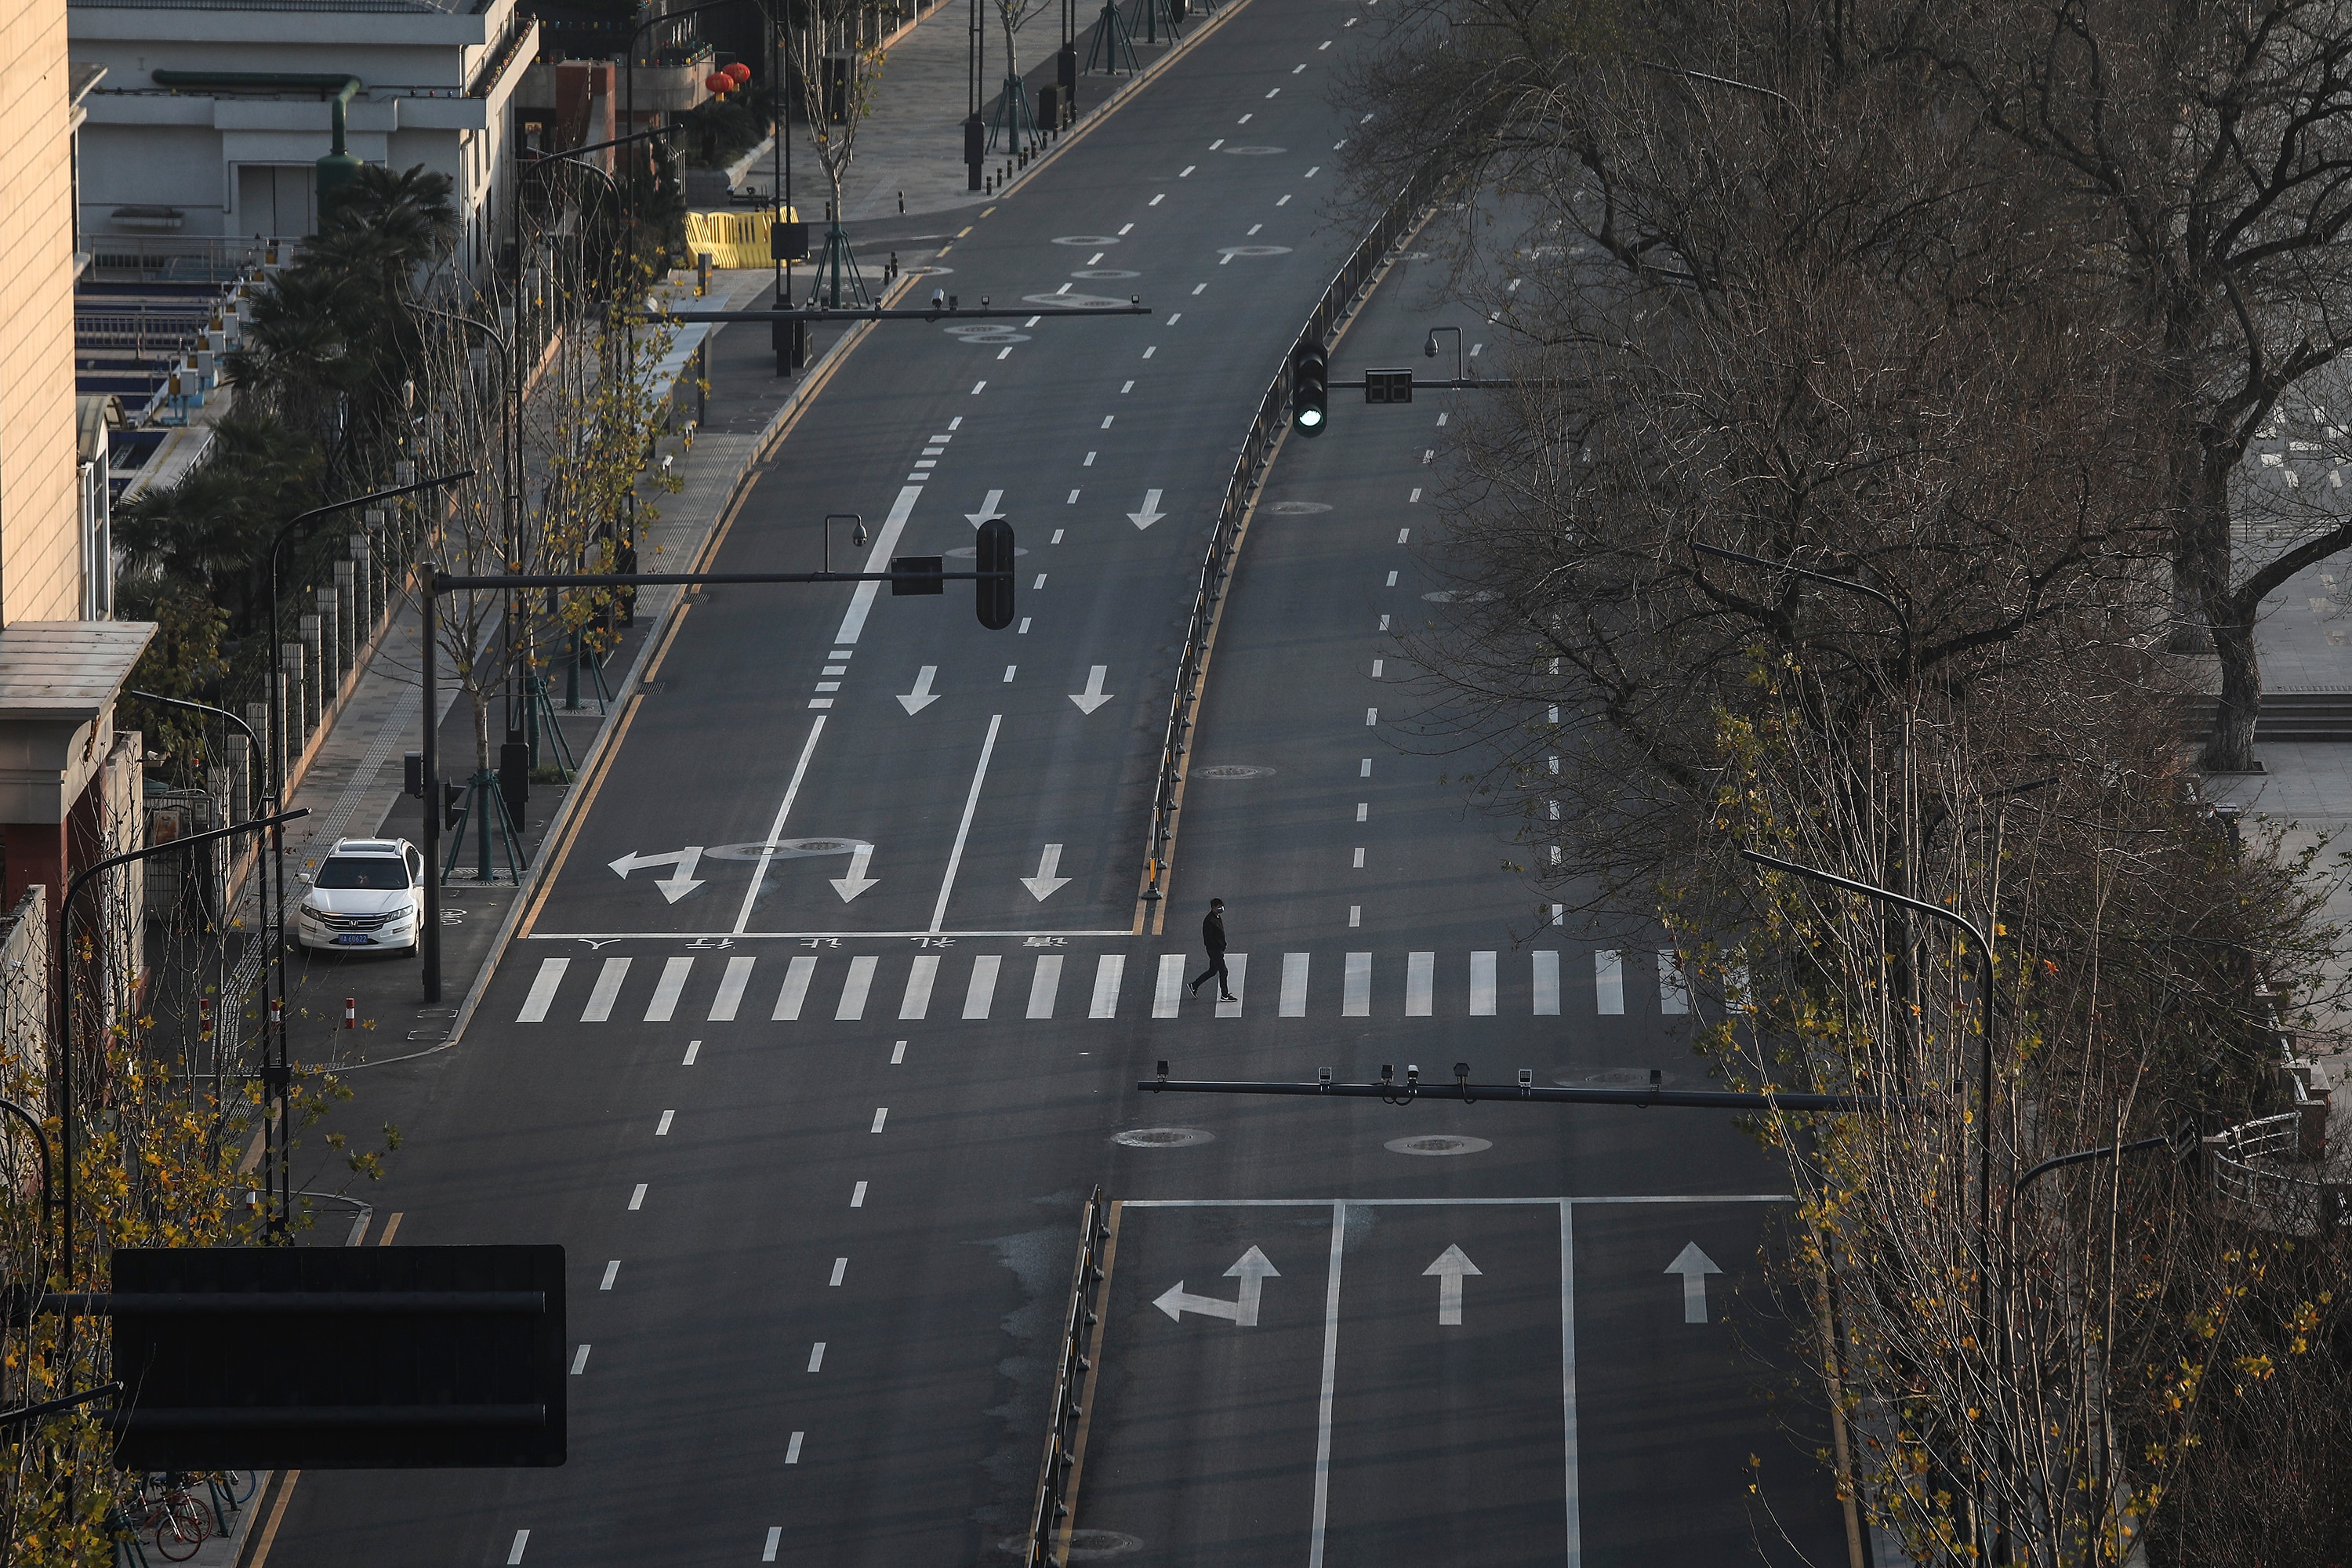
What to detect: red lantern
<box><xmin>704</xmin><ymin>71</ymin><xmax>732</xmax><ymax>94</ymax></box>
<box><xmin>725</xmin><ymin>61</ymin><xmax>753</xmax><ymax>85</ymax></box>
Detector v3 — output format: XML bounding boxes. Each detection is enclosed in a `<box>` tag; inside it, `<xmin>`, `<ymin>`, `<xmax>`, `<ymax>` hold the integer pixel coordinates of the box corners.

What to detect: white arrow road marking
<box><xmin>897</xmin><ymin>665</ymin><xmax>941</xmax><ymax>714</ymax></box>
<box><xmin>608</xmin><ymin>847</ymin><xmax>706</xmax><ymax>902</ymax></box>
<box><xmin>1665</xmin><ymin>1242</ymin><xmax>1722</xmax><ymax>1324</ymax></box>
<box><xmin>828</xmin><ymin>844</ymin><xmax>880</xmax><ymax>902</ymax></box>
<box><xmin>1021</xmin><ymin>843</ymin><xmax>1071</xmax><ymax>902</ymax></box>
<box><xmin>1127</xmin><ymin>487</ymin><xmax>1166</xmax><ymax>528</ymax></box>
<box><xmin>1069</xmin><ymin>666</ymin><xmax>1114</xmax><ymax>714</ymax></box>
<box><xmin>1153</xmin><ymin>1245</ymin><xmax>1279</xmax><ymax>1326</ymax></box>
<box><xmin>1423</xmin><ymin>1243</ymin><xmax>1482</xmax><ymax>1326</ymax></box>
<box><xmin>966</xmin><ymin>488</ymin><xmax>1006</xmax><ymax>528</ymax></box>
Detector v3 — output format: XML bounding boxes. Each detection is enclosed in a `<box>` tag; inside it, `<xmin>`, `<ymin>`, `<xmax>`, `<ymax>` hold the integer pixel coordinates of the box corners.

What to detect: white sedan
<box><xmin>295</xmin><ymin>838</ymin><xmax>424</xmax><ymax>956</ymax></box>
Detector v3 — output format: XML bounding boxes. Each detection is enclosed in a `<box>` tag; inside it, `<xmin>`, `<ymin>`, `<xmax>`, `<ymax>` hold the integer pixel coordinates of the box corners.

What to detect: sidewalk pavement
<box><xmin>2205</xmin><ymin>539</ymin><xmax>2352</xmax><ymax>1120</ymax></box>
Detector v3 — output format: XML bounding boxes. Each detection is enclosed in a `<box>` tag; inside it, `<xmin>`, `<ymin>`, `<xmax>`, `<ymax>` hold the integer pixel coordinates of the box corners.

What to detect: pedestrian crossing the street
<box><xmin>513</xmin><ymin>947</ymin><xmax>1706</xmax><ymax>1025</ymax></box>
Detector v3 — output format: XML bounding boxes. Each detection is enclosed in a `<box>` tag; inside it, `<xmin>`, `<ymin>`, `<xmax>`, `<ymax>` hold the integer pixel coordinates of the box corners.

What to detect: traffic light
<box><xmin>1291</xmin><ymin>341</ymin><xmax>1329</xmax><ymax>435</ymax></box>
<box><xmin>444</xmin><ymin>780</ymin><xmax>466</xmax><ymax>832</ymax></box>
<box><xmin>975</xmin><ymin>517</ymin><xmax>1016</xmax><ymax>629</ymax></box>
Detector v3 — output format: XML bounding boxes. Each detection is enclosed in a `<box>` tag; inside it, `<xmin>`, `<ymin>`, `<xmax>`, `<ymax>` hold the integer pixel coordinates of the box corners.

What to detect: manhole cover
<box><xmin>1023</xmin><ymin>292</ymin><xmax>1134</xmax><ymax>309</ymax></box>
<box><xmin>1052</xmin><ymin>234</ymin><xmax>1120</xmax><ymax>245</ymax></box>
<box><xmin>1115</xmin><ymin>1127</ymin><xmax>1215</xmax><ymax>1148</ymax></box>
<box><xmin>1067</xmin><ymin>1532</ymin><xmax>1144</xmax><ymax>1559</ymax></box>
<box><xmin>1221</xmin><ymin>146</ymin><xmax>1286</xmax><ymax>154</ymax></box>
<box><xmin>1265</xmin><ymin>500</ymin><xmax>1332</xmax><ymax>514</ymax></box>
<box><xmin>1384</xmin><ymin>1134</ymin><xmax>1493</xmax><ymax>1156</ymax></box>
<box><xmin>703</xmin><ymin>838</ymin><xmax>869</xmax><ymax>861</ymax></box>
<box><xmin>1072</xmin><ymin>268</ymin><xmax>1142</xmax><ymax>279</ymax></box>
<box><xmin>1194</xmin><ymin>764</ymin><xmax>1275</xmax><ymax>779</ymax></box>
<box><xmin>1218</xmin><ymin>245</ymin><xmax>1294</xmax><ymax>257</ymax></box>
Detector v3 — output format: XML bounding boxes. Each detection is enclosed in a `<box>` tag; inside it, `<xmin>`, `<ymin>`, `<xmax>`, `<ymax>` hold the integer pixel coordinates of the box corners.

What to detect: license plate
<box><xmin>334</xmin><ymin>934</ymin><xmax>370</xmax><ymax>946</ymax></box>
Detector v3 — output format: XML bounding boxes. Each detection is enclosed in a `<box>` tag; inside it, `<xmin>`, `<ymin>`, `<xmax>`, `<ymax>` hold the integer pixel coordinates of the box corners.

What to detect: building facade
<box><xmin>69</xmin><ymin>0</ymin><xmax>539</xmax><ymax>276</ymax></box>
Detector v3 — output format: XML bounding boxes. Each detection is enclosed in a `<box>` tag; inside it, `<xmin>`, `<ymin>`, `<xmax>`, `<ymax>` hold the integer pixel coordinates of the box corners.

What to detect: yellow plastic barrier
<box><xmin>684</xmin><ymin>206</ymin><xmax>800</xmax><ymax>270</ymax></box>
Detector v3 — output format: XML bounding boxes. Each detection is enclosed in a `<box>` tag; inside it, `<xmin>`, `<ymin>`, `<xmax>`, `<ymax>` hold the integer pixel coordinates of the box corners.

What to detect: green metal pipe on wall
<box><xmin>149</xmin><ymin>71</ymin><xmax>366</xmax><ymax>205</ymax></box>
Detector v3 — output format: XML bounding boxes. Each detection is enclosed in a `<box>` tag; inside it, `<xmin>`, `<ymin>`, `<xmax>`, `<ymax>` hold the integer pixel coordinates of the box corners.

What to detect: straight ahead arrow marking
<box><xmin>1664</xmin><ymin>1241</ymin><xmax>1722</xmax><ymax>1324</ymax></box>
<box><xmin>1069</xmin><ymin>666</ymin><xmax>1114</xmax><ymax>714</ymax></box>
<box><xmin>966</xmin><ymin>488</ymin><xmax>1006</xmax><ymax>528</ymax></box>
<box><xmin>897</xmin><ymin>666</ymin><xmax>941</xmax><ymax>714</ymax></box>
<box><xmin>1021</xmin><ymin>843</ymin><xmax>1071</xmax><ymax>902</ymax></box>
<box><xmin>1422</xmin><ymin>1243</ymin><xmax>1482</xmax><ymax>1326</ymax></box>
<box><xmin>829</xmin><ymin>843</ymin><xmax>880</xmax><ymax>903</ymax></box>
<box><xmin>1127</xmin><ymin>488</ymin><xmax>1166</xmax><ymax>529</ymax></box>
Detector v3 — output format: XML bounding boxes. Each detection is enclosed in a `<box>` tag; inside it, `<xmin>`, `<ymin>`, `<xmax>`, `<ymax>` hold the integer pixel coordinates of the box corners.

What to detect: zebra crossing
<box><xmin>512</xmin><ymin>947</ymin><xmax>1702</xmax><ymax>1025</ymax></box>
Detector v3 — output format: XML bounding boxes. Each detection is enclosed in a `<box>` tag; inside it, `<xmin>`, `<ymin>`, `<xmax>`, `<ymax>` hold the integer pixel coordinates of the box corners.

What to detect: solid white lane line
<box><xmin>808</xmin><ymin>1342</ymin><xmax>826</xmax><ymax>1372</ymax></box>
<box><xmin>601</xmin><ymin>1260</ymin><xmax>620</xmax><ymax>1289</ymax></box>
<box><xmin>571</xmin><ymin>1345</ymin><xmax>590</xmax><ymax>1374</ymax></box>
<box><xmin>829</xmin><ymin>1258</ymin><xmax>848</xmax><ymax>1287</ymax></box>
<box><xmin>837</xmin><ymin>955</ymin><xmax>877</xmax><ymax>1020</ymax></box>
<box><xmin>582</xmin><ymin>957</ymin><xmax>630</xmax><ymax>1022</ymax></box>
<box><xmin>870</xmin><ymin>1106</ymin><xmax>888</xmax><ymax>1132</ymax></box>
<box><xmin>1306</xmin><ymin>1203</ymin><xmax>1347</xmax><ymax>1568</ymax></box>
<box><xmin>891</xmin><ymin>1039</ymin><xmax>907</xmax><ymax>1064</ymax></box>
<box><xmin>1280</xmin><ymin>953</ymin><xmax>1309</xmax><ymax>1017</ymax></box>
<box><xmin>929</xmin><ymin>714</ymin><xmax>1003</xmax><ymax>932</ymax></box>
<box><xmin>645</xmin><ymin>956</ymin><xmax>691</xmax><ymax>1021</ymax></box>
<box><xmin>764</xmin><ymin>1523</ymin><xmax>784</xmax><ymax>1559</ymax></box>
<box><xmin>900</xmin><ymin>954</ymin><xmax>939</xmax><ymax>1018</ymax></box>
<box><xmin>733</xmin><ymin>716</ymin><xmax>828</xmax><ymax>934</ymax></box>
<box><xmin>785</xmin><ymin>1432</ymin><xmax>804</xmax><ymax>1463</ymax></box>
<box><xmin>1343</xmin><ymin>953</ymin><xmax>1372</xmax><ymax>1017</ymax></box>
<box><xmin>775</xmin><ymin>955</ymin><xmax>817</xmax><ymax>1019</ymax></box>
<box><xmin>1660</xmin><ymin>951</ymin><xmax>1690</xmax><ymax>1014</ymax></box>
<box><xmin>1153</xmin><ymin>953</ymin><xmax>1185</xmax><ymax>1017</ymax></box>
<box><xmin>1562</xmin><ymin>1203</ymin><xmax>1581</xmax><ymax>1559</ymax></box>
<box><xmin>1469</xmin><ymin>951</ymin><xmax>1497</xmax><ymax>1016</ymax></box>
<box><xmin>518</xmin><ymin>956</ymin><xmax>568</xmax><ymax>1022</ymax></box>
<box><xmin>1595</xmin><ymin>950</ymin><xmax>1624</xmax><ymax>1014</ymax></box>
<box><xmin>1216</xmin><ymin>954</ymin><xmax>1248</xmax><ymax>1017</ymax></box>
<box><xmin>851</xmin><ymin>1181</ymin><xmax>868</xmax><ymax>1207</ymax></box>
<box><xmin>1533</xmin><ymin>951</ymin><xmax>1561</xmax><ymax>1015</ymax></box>
<box><xmin>628</xmin><ymin>1184</ymin><xmax>647</xmax><ymax>1210</ymax></box>
<box><xmin>1406</xmin><ymin>952</ymin><xmax>1435</xmax><ymax>1016</ymax></box>
<box><xmin>655</xmin><ymin>1111</ymin><xmax>673</xmax><ymax>1136</ymax></box>
<box><xmin>1028</xmin><ymin>954</ymin><xmax>1065</xmax><ymax>1018</ymax></box>
<box><xmin>710</xmin><ymin>955</ymin><xmax>753</xmax><ymax>1020</ymax></box>
<box><xmin>1089</xmin><ymin>954</ymin><xmax>1125</xmax><ymax>1018</ymax></box>
<box><xmin>682</xmin><ymin>1040</ymin><xmax>701</xmax><ymax>1064</ymax></box>
<box><xmin>509</xmin><ymin>1529</ymin><xmax>530</xmax><ymax>1564</ymax></box>
<box><xmin>964</xmin><ymin>953</ymin><xmax>1002</xmax><ymax>1018</ymax></box>
<box><xmin>835</xmin><ymin>486</ymin><xmax>924</xmax><ymax>644</ymax></box>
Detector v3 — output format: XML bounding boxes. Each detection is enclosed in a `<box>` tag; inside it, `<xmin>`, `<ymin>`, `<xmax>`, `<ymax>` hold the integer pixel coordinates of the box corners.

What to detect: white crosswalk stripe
<box><xmin>521</xmin><ymin>947</ymin><xmax>1710</xmax><ymax>1023</ymax></box>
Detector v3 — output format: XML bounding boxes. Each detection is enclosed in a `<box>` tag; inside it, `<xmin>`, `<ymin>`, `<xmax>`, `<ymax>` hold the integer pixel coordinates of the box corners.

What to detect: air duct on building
<box><xmin>149</xmin><ymin>71</ymin><xmax>366</xmax><ymax>210</ymax></box>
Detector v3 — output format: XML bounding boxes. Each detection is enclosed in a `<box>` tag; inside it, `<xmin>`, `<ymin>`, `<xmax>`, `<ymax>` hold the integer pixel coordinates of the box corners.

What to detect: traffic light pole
<box><xmin>416</xmin><ymin>554</ymin><xmax>1014</xmax><ymax>1001</ymax></box>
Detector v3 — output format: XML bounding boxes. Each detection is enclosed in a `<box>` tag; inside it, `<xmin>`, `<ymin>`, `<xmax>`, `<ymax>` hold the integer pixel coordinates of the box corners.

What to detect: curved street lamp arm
<box><xmin>1737</xmin><ymin>848</ymin><xmax>1988</xmax><ymax>953</ymax></box>
<box><xmin>0</xmin><ymin>1098</ymin><xmax>53</xmax><ymax>1257</ymax></box>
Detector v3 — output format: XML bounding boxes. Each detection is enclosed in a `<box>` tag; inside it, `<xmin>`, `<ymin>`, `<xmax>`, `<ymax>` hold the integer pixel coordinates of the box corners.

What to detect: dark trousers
<box><xmin>1190</xmin><ymin>952</ymin><xmax>1231</xmax><ymax>996</ymax></box>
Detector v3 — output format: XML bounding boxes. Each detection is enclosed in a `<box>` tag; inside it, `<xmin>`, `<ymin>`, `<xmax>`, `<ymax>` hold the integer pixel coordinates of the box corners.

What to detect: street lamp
<box><xmin>822</xmin><ymin>513</ymin><xmax>867</xmax><ymax>572</ymax></box>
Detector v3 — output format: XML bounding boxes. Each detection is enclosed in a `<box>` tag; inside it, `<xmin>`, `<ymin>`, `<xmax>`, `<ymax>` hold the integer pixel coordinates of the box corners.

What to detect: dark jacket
<box><xmin>1202</xmin><ymin>909</ymin><xmax>1226</xmax><ymax>953</ymax></box>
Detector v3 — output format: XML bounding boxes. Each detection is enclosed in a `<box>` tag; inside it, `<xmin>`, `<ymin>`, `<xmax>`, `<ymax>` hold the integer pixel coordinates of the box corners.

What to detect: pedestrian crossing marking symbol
<box><xmin>515</xmin><ymin>948</ymin><xmax>1707</xmax><ymax>1024</ymax></box>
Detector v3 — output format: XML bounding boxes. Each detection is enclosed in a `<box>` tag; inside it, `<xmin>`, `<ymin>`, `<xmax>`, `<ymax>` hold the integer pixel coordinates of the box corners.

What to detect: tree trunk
<box><xmin>2201</xmin><ymin>607</ymin><xmax>2261</xmax><ymax>773</ymax></box>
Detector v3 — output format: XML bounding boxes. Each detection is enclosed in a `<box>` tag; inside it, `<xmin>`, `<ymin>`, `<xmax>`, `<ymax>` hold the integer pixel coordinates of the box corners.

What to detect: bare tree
<box><xmin>1909</xmin><ymin>0</ymin><xmax>2352</xmax><ymax>771</ymax></box>
<box><xmin>786</xmin><ymin>0</ymin><xmax>884</xmax><ymax>304</ymax></box>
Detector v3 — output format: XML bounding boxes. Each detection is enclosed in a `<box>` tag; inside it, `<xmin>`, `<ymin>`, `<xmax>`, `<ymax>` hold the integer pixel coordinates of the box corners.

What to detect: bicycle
<box><xmin>129</xmin><ymin>1474</ymin><xmax>210</xmax><ymax>1563</ymax></box>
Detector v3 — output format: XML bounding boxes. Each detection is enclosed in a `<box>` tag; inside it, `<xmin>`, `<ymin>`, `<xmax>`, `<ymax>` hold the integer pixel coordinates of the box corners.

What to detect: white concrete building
<box><xmin>69</xmin><ymin>0</ymin><xmax>539</xmax><ymax>276</ymax></box>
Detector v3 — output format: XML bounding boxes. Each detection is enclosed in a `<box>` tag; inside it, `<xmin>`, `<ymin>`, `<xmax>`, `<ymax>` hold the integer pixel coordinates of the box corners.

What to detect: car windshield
<box><xmin>315</xmin><ymin>856</ymin><xmax>408</xmax><ymax>890</ymax></box>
